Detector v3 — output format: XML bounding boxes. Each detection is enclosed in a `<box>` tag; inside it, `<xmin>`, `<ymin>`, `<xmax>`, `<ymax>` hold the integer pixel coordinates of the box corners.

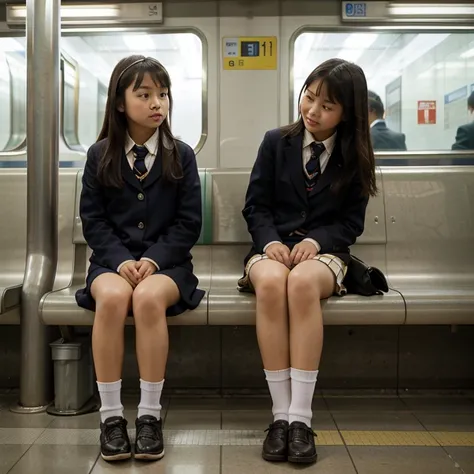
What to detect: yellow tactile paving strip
<box><xmin>315</xmin><ymin>430</ymin><xmax>344</xmax><ymax>446</ymax></box>
<box><xmin>341</xmin><ymin>431</ymin><xmax>439</xmax><ymax>447</ymax></box>
<box><xmin>431</xmin><ymin>432</ymin><xmax>474</xmax><ymax>447</ymax></box>
<box><xmin>312</xmin><ymin>431</ymin><xmax>474</xmax><ymax>447</ymax></box>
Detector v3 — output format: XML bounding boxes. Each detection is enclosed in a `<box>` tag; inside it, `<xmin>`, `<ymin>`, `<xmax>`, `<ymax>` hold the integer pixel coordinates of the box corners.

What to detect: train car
<box><xmin>0</xmin><ymin>1</ymin><xmax>473</xmax><ymax>472</ymax></box>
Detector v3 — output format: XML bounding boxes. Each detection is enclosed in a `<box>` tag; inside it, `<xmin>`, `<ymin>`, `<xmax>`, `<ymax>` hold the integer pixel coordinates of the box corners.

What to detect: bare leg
<box><xmin>250</xmin><ymin>259</ymin><xmax>291</xmax><ymax>370</ymax></box>
<box><xmin>91</xmin><ymin>273</ymin><xmax>133</xmax><ymax>382</ymax></box>
<box><xmin>286</xmin><ymin>260</ymin><xmax>335</xmax><ymax>439</ymax></box>
<box><xmin>133</xmin><ymin>274</ymin><xmax>179</xmax><ymax>382</ymax></box>
<box><xmin>287</xmin><ymin>260</ymin><xmax>334</xmax><ymax>370</ymax></box>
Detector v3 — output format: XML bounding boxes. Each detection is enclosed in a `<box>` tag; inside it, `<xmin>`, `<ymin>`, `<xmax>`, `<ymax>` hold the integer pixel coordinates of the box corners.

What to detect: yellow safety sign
<box><xmin>223</xmin><ymin>36</ymin><xmax>277</xmax><ymax>70</ymax></box>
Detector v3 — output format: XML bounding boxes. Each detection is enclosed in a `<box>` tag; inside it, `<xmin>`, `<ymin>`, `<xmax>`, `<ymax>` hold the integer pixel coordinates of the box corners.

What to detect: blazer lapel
<box><xmin>284</xmin><ymin>134</ymin><xmax>307</xmax><ymax>205</ymax></box>
<box><xmin>121</xmin><ymin>153</ymin><xmax>142</xmax><ymax>191</ymax></box>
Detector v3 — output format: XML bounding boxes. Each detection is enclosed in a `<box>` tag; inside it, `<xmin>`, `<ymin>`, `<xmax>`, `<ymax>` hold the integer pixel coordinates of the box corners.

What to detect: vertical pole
<box><xmin>12</xmin><ymin>0</ymin><xmax>60</xmax><ymax>411</ymax></box>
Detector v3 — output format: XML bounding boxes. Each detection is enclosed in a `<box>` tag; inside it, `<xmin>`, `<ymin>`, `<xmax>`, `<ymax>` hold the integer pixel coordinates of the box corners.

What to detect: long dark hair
<box><xmin>96</xmin><ymin>55</ymin><xmax>182</xmax><ymax>187</ymax></box>
<box><xmin>283</xmin><ymin>58</ymin><xmax>377</xmax><ymax>197</ymax></box>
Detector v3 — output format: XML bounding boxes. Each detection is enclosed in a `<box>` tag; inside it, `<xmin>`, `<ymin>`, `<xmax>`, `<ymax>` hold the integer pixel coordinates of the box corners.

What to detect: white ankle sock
<box><xmin>97</xmin><ymin>380</ymin><xmax>124</xmax><ymax>423</ymax></box>
<box><xmin>288</xmin><ymin>368</ymin><xmax>319</xmax><ymax>427</ymax></box>
<box><xmin>137</xmin><ymin>379</ymin><xmax>164</xmax><ymax>420</ymax></box>
<box><xmin>264</xmin><ymin>368</ymin><xmax>291</xmax><ymax>422</ymax></box>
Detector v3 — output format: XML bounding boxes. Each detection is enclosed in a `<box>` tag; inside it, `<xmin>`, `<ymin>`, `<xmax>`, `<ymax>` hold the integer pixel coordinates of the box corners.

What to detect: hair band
<box><xmin>116</xmin><ymin>57</ymin><xmax>165</xmax><ymax>87</ymax></box>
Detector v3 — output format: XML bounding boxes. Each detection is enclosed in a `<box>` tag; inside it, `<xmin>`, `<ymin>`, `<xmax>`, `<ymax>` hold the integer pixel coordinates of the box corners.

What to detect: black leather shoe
<box><xmin>99</xmin><ymin>416</ymin><xmax>131</xmax><ymax>462</ymax></box>
<box><xmin>134</xmin><ymin>415</ymin><xmax>165</xmax><ymax>461</ymax></box>
<box><xmin>262</xmin><ymin>420</ymin><xmax>289</xmax><ymax>462</ymax></box>
<box><xmin>287</xmin><ymin>421</ymin><xmax>317</xmax><ymax>464</ymax></box>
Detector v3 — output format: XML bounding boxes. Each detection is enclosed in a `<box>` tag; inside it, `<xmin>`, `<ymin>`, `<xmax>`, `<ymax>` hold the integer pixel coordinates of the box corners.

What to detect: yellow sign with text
<box><xmin>223</xmin><ymin>36</ymin><xmax>277</xmax><ymax>70</ymax></box>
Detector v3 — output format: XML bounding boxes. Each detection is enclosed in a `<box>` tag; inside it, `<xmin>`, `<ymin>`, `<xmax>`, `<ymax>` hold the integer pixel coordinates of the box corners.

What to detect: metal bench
<box><xmin>0</xmin><ymin>169</ymin><xmax>87</xmax><ymax>324</ymax></box>
<box><xmin>0</xmin><ymin>170</ymin><xmax>27</xmax><ymax>324</ymax></box>
<box><xmin>382</xmin><ymin>167</ymin><xmax>474</xmax><ymax>324</ymax></box>
<box><xmin>39</xmin><ymin>167</ymin><xmax>474</xmax><ymax>328</ymax></box>
<box><xmin>205</xmin><ymin>169</ymin><xmax>406</xmax><ymax>325</ymax></box>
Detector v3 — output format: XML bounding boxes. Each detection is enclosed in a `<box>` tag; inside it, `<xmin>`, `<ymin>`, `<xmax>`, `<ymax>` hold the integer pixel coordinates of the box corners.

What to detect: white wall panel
<box><xmin>218</xmin><ymin>0</ymin><xmax>280</xmax><ymax>168</ymax></box>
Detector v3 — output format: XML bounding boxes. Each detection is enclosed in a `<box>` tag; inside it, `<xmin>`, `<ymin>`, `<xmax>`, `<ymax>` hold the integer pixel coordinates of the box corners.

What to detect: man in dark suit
<box><xmin>452</xmin><ymin>91</ymin><xmax>474</xmax><ymax>150</ymax></box>
<box><xmin>368</xmin><ymin>91</ymin><xmax>407</xmax><ymax>151</ymax></box>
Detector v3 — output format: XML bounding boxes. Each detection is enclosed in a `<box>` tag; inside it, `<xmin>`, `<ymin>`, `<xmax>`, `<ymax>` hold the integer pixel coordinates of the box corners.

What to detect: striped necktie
<box><xmin>132</xmin><ymin>145</ymin><xmax>148</xmax><ymax>181</ymax></box>
<box><xmin>305</xmin><ymin>142</ymin><xmax>325</xmax><ymax>192</ymax></box>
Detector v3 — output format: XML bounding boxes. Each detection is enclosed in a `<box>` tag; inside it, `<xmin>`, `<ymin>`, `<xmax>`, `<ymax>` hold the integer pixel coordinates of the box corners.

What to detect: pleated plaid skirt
<box><xmin>237</xmin><ymin>252</ymin><xmax>348</xmax><ymax>296</ymax></box>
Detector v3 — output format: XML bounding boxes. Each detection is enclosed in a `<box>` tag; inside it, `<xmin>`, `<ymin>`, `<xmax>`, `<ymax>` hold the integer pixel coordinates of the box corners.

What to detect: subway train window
<box><xmin>61</xmin><ymin>32</ymin><xmax>204</xmax><ymax>150</ymax></box>
<box><xmin>0</xmin><ymin>37</ymin><xmax>26</xmax><ymax>152</ymax></box>
<box><xmin>293</xmin><ymin>32</ymin><xmax>474</xmax><ymax>151</ymax></box>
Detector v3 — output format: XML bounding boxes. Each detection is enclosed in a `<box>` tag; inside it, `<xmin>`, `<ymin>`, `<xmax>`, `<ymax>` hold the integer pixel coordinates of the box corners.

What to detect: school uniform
<box><xmin>75</xmin><ymin>130</ymin><xmax>205</xmax><ymax>316</ymax></box>
<box><xmin>239</xmin><ymin>127</ymin><xmax>369</xmax><ymax>293</ymax></box>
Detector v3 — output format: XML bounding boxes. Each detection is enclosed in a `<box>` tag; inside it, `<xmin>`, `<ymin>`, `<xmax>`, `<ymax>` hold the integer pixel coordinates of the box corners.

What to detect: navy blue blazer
<box><xmin>370</xmin><ymin>121</ymin><xmax>406</xmax><ymax>151</ymax></box>
<box><xmin>242</xmin><ymin>128</ymin><xmax>369</xmax><ymax>264</ymax></box>
<box><xmin>80</xmin><ymin>138</ymin><xmax>202</xmax><ymax>272</ymax></box>
<box><xmin>452</xmin><ymin>121</ymin><xmax>474</xmax><ymax>150</ymax></box>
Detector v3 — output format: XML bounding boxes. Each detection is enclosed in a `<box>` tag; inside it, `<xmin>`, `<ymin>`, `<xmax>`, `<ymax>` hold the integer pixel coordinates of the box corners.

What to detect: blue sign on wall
<box><xmin>444</xmin><ymin>86</ymin><xmax>467</xmax><ymax>105</ymax></box>
<box><xmin>344</xmin><ymin>2</ymin><xmax>367</xmax><ymax>17</ymax></box>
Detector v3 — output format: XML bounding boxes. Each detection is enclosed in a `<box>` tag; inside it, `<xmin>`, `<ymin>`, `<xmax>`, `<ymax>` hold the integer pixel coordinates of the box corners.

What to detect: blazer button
<box><xmin>301</xmin><ymin>211</ymin><xmax>307</xmax><ymax>218</ymax></box>
<box><xmin>137</xmin><ymin>193</ymin><xmax>145</xmax><ymax>201</ymax></box>
<box><xmin>138</xmin><ymin>222</ymin><xmax>145</xmax><ymax>230</ymax></box>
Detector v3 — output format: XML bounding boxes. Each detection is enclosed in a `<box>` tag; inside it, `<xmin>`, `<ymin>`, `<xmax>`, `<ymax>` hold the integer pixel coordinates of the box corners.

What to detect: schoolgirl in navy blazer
<box><xmin>240</xmin><ymin>59</ymin><xmax>377</xmax><ymax>465</ymax></box>
<box><xmin>75</xmin><ymin>55</ymin><xmax>204</xmax><ymax>463</ymax></box>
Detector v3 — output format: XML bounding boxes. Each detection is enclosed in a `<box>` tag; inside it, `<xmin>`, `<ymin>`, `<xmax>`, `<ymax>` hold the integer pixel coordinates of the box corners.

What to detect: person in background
<box><xmin>368</xmin><ymin>91</ymin><xmax>407</xmax><ymax>151</ymax></box>
<box><xmin>452</xmin><ymin>91</ymin><xmax>474</xmax><ymax>150</ymax></box>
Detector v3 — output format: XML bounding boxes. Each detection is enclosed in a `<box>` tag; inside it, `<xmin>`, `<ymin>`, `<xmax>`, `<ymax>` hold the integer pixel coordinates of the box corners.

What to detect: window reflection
<box><xmin>293</xmin><ymin>32</ymin><xmax>474</xmax><ymax>151</ymax></box>
<box><xmin>0</xmin><ymin>37</ymin><xmax>26</xmax><ymax>152</ymax></box>
<box><xmin>61</xmin><ymin>32</ymin><xmax>204</xmax><ymax>151</ymax></box>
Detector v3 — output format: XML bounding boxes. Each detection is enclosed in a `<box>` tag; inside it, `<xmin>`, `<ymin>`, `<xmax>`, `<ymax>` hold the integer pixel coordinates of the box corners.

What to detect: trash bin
<box><xmin>47</xmin><ymin>337</ymin><xmax>98</xmax><ymax>416</ymax></box>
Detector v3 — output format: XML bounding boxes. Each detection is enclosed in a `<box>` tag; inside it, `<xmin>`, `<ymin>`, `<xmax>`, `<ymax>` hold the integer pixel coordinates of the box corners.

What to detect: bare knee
<box><xmin>252</xmin><ymin>266</ymin><xmax>289</xmax><ymax>307</ymax></box>
<box><xmin>94</xmin><ymin>286</ymin><xmax>132</xmax><ymax>325</ymax></box>
<box><xmin>254</xmin><ymin>270</ymin><xmax>289</xmax><ymax>325</ymax></box>
<box><xmin>287</xmin><ymin>265</ymin><xmax>325</xmax><ymax>304</ymax></box>
<box><xmin>133</xmin><ymin>286</ymin><xmax>167</xmax><ymax>327</ymax></box>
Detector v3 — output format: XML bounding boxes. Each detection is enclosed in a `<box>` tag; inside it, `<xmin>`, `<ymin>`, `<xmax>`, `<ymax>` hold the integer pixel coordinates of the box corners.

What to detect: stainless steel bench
<box><xmin>382</xmin><ymin>167</ymin><xmax>474</xmax><ymax>324</ymax></box>
<box><xmin>4</xmin><ymin>165</ymin><xmax>470</xmax><ymax>328</ymax></box>
<box><xmin>205</xmin><ymin>169</ymin><xmax>406</xmax><ymax>325</ymax></box>
<box><xmin>0</xmin><ymin>170</ymin><xmax>27</xmax><ymax>324</ymax></box>
<box><xmin>40</xmin><ymin>168</ymin><xmax>416</xmax><ymax>327</ymax></box>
